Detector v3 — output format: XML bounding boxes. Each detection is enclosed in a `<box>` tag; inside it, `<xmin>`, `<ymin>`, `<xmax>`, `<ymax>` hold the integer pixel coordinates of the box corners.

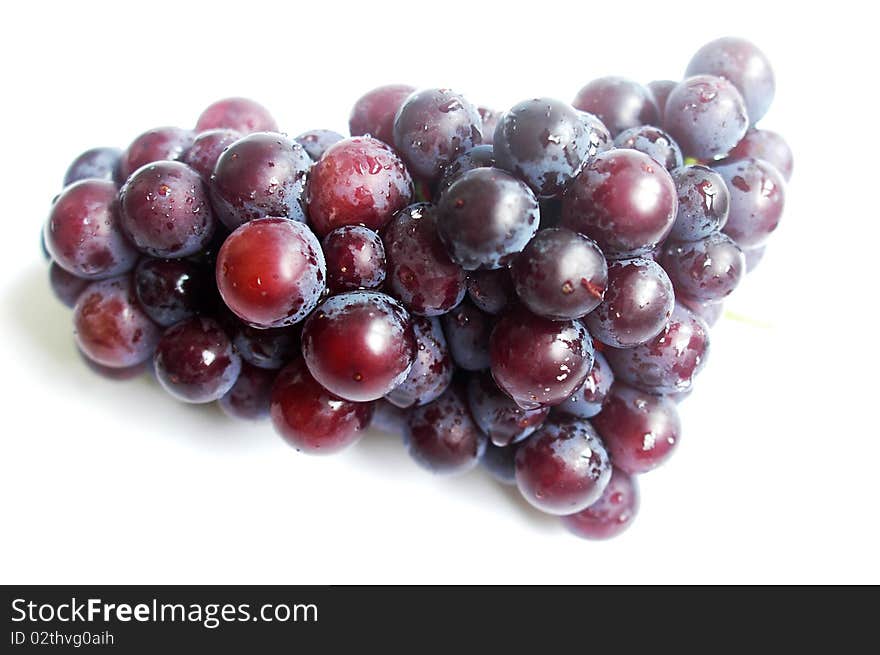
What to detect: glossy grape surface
<box><xmin>219</xmin><ymin>362</ymin><xmax>275</xmax><ymax>420</ymax></box>
<box><xmin>661</xmin><ymin>232</ymin><xmax>745</xmax><ymax>302</ymax></box>
<box><xmin>134</xmin><ymin>257</ymin><xmax>209</xmax><ymax>327</ymax></box>
<box><xmin>195</xmin><ymin>97</ymin><xmax>278</xmax><ymax>134</ymax></box>
<box><xmin>385</xmin><ymin>316</ymin><xmax>453</xmax><ymax>409</ymax></box>
<box><xmin>232</xmin><ymin>323</ymin><xmax>299</xmax><ymax>370</ymax></box>
<box><xmin>481</xmin><ymin>442</ymin><xmax>518</xmax><ymax>485</ymax></box>
<box><xmin>715</xmin><ymin>157</ymin><xmax>786</xmax><ymax>248</ymax></box>
<box><xmin>294</xmin><ymin>129</ymin><xmax>344</xmax><ymax>161</ymax></box>
<box><xmin>466</xmin><ymin>268</ymin><xmax>514</xmax><ymax>315</ymax></box>
<box><xmin>436</xmin><ymin>144</ymin><xmax>496</xmax><ymax>195</ymax></box>
<box><xmin>119</xmin><ymin>127</ymin><xmax>194</xmax><ymax>181</ymax></box>
<box><xmin>561</xmin><ymin>467</ymin><xmax>639</xmax><ymax>540</ymax></box>
<box><xmin>64</xmin><ymin>147</ymin><xmax>122</xmax><ymax>186</ymax></box>
<box><xmin>614</xmin><ymin>125</ymin><xmax>683</xmax><ymax>170</ymax></box>
<box><xmin>49</xmin><ymin>262</ymin><xmax>89</xmax><ymax>308</ymax></box>
<box><xmin>572</xmin><ymin>77</ymin><xmax>659</xmax><ymax>136</ymax></box>
<box><xmin>646</xmin><ymin>80</ymin><xmax>676</xmax><ymax>122</ymax></box>
<box><xmin>182</xmin><ymin>129</ymin><xmax>240</xmax><ymax>180</ymax></box>
<box><xmin>726</xmin><ymin>129</ymin><xmax>793</xmax><ymax>181</ymax></box>
<box><xmin>668</xmin><ymin>164</ymin><xmax>730</xmax><ymax>241</ymax></box>
<box><xmin>467</xmin><ymin>372</ymin><xmax>550</xmax><ymax>447</ymax></box>
<box><xmin>440</xmin><ymin>300</ymin><xmax>492</xmax><ymax>371</ymax></box>
<box><xmin>578</xmin><ymin>111</ymin><xmax>613</xmax><ymax>157</ymax></box>
<box><xmin>349</xmin><ymin>84</ymin><xmax>416</xmax><ymax>146</ymax></box>
<box><xmin>554</xmin><ymin>351</ymin><xmax>613</xmax><ymax>419</ymax></box>
<box><xmin>322</xmin><ymin>225</ymin><xmax>387</xmax><ymax>294</ymax></box>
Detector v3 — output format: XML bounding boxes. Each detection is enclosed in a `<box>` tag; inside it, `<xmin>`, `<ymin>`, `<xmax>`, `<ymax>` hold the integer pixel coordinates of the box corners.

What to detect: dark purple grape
<box><xmin>385</xmin><ymin>316</ymin><xmax>453</xmax><ymax>409</ymax></box>
<box><xmin>219</xmin><ymin>362</ymin><xmax>275</xmax><ymax>420</ymax></box>
<box><xmin>370</xmin><ymin>400</ymin><xmax>407</xmax><ymax>435</ymax></box>
<box><xmin>686</xmin><ymin>37</ymin><xmax>775</xmax><ymax>123</ymax></box>
<box><xmin>490</xmin><ymin>306</ymin><xmax>593</xmax><ymax>410</ymax></box>
<box><xmin>561</xmin><ymin>467</ymin><xmax>639</xmax><ymax>540</ymax></box>
<box><xmin>680</xmin><ymin>296</ymin><xmax>724</xmax><ymax>326</ymax></box>
<box><xmin>726</xmin><ymin>129</ymin><xmax>793</xmax><ymax>181</ymax></box>
<box><xmin>561</xmin><ymin>149</ymin><xmax>677</xmax><ymax>258</ymax></box>
<box><xmin>210</xmin><ymin>132</ymin><xmax>311</xmax><ymax>229</ymax></box>
<box><xmin>182</xmin><ymin>129</ymin><xmax>241</xmax><ymax>180</ymax></box>
<box><xmin>383</xmin><ymin>203</ymin><xmax>466</xmax><ymax>315</ymax></box>
<box><xmin>436</xmin><ymin>167</ymin><xmax>539</xmax><ymax>270</ymax></box>
<box><xmin>301</xmin><ymin>291</ymin><xmax>415</xmax><ymax>402</ymax></box>
<box><xmin>134</xmin><ymin>257</ymin><xmax>209</xmax><ymax>327</ymax></box>
<box><xmin>404</xmin><ymin>384</ymin><xmax>487</xmax><ymax>475</ymax></box>
<box><xmin>493</xmin><ymin>97</ymin><xmax>591</xmax><ymax>198</ymax></box>
<box><xmin>216</xmin><ymin>217</ymin><xmax>326</xmax><ymax>328</ymax></box>
<box><xmin>668</xmin><ymin>164</ymin><xmax>730</xmax><ymax>241</ymax></box>
<box><xmin>119</xmin><ymin>127</ymin><xmax>194</xmax><ymax>181</ymax></box>
<box><xmin>572</xmin><ymin>77</ymin><xmax>659</xmax><ymax>136</ymax></box>
<box><xmin>592</xmin><ymin>384</ymin><xmax>680</xmax><ymax>474</ymax></box>
<box><xmin>477</xmin><ymin>107</ymin><xmax>500</xmax><ymax>143</ymax></box>
<box><xmin>305</xmin><ymin>136</ymin><xmax>413</xmax><ymax>237</ymax></box>
<box><xmin>467</xmin><ymin>372</ymin><xmax>550</xmax><ymax>447</ymax></box>
<box><xmin>294</xmin><ymin>129</ymin><xmax>345</xmax><ymax>161</ymax></box>
<box><xmin>614</xmin><ymin>125</ymin><xmax>683</xmax><ymax>170</ymax></box>
<box><xmin>270</xmin><ymin>358</ymin><xmax>374</xmax><ymax>454</ymax></box>
<box><xmin>744</xmin><ymin>245</ymin><xmax>766</xmax><ymax>272</ymax></box>
<box><xmin>715</xmin><ymin>157</ymin><xmax>785</xmax><ymax>248</ymax></box>
<box><xmin>481</xmin><ymin>442</ymin><xmax>518</xmax><ymax>485</ymax></box>
<box><xmin>322</xmin><ymin>225</ymin><xmax>387</xmax><ymax>294</ymax></box>
<box><xmin>585</xmin><ymin>257</ymin><xmax>674</xmax><ymax>348</ymax></box>
<box><xmin>63</xmin><ymin>147</ymin><xmax>122</xmax><ymax>186</ymax></box>
<box><xmin>392</xmin><ymin>88</ymin><xmax>482</xmax><ymax>182</ymax></box>
<box><xmin>578</xmin><ymin>111</ymin><xmax>613</xmax><ymax>157</ymax></box>
<box><xmin>466</xmin><ymin>268</ymin><xmax>514</xmax><ymax>315</ymax></box>
<box><xmin>661</xmin><ymin>232</ymin><xmax>745</xmax><ymax>303</ymax></box>
<box><xmin>605</xmin><ymin>303</ymin><xmax>710</xmax><ymax>394</ymax></box>
<box><xmin>515</xmin><ymin>417</ymin><xmax>611</xmax><ymax>515</ymax></box>
<box><xmin>119</xmin><ymin>161</ymin><xmax>216</xmax><ymax>258</ymax></box>
<box><xmin>44</xmin><ymin>180</ymin><xmax>138</xmax><ymax>280</ymax></box>
<box><xmin>436</xmin><ymin>144</ymin><xmax>496</xmax><ymax>195</ymax></box>
<box><xmin>663</xmin><ymin>75</ymin><xmax>749</xmax><ymax>160</ymax></box>
<box><xmin>232</xmin><ymin>323</ymin><xmax>299</xmax><ymax>370</ymax></box>
<box><xmin>440</xmin><ymin>299</ymin><xmax>492</xmax><ymax>371</ymax></box>
<box><xmin>195</xmin><ymin>97</ymin><xmax>278</xmax><ymax>134</ymax></box>
<box><xmin>554</xmin><ymin>351</ymin><xmax>614</xmax><ymax>419</ymax></box>
<box><xmin>349</xmin><ymin>84</ymin><xmax>416</xmax><ymax>146</ymax></box>
<box><xmin>510</xmin><ymin>227</ymin><xmax>607</xmax><ymax>320</ymax></box>
<box><xmin>646</xmin><ymin>80</ymin><xmax>676</xmax><ymax>122</ymax></box>
<box><xmin>74</xmin><ymin>276</ymin><xmax>161</xmax><ymax>368</ymax></box>
<box><xmin>49</xmin><ymin>262</ymin><xmax>89</xmax><ymax>308</ymax></box>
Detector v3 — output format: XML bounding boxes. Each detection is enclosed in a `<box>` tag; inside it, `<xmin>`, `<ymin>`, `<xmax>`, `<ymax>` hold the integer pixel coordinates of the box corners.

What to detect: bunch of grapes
<box><xmin>43</xmin><ymin>36</ymin><xmax>790</xmax><ymax>540</ymax></box>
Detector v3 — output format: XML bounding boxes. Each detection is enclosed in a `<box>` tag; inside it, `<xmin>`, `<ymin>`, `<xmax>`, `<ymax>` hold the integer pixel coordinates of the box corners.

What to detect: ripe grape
<box><xmin>726</xmin><ymin>129</ymin><xmax>793</xmax><ymax>181</ymax></box>
<box><xmin>661</xmin><ymin>232</ymin><xmax>745</xmax><ymax>302</ymax></box>
<box><xmin>294</xmin><ymin>129</ymin><xmax>344</xmax><ymax>161</ymax></box>
<box><xmin>195</xmin><ymin>97</ymin><xmax>278</xmax><ymax>134</ymax></box>
<box><xmin>561</xmin><ymin>467</ymin><xmax>639</xmax><ymax>540</ymax></box>
<box><xmin>349</xmin><ymin>84</ymin><xmax>415</xmax><ymax>146</ymax></box>
<box><xmin>440</xmin><ymin>299</ymin><xmax>492</xmax><ymax>371</ymax></box>
<box><xmin>134</xmin><ymin>257</ymin><xmax>209</xmax><ymax>327</ymax></box>
<box><xmin>572</xmin><ymin>77</ymin><xmax>659</xmax><ymax>136</ymax></box>
<box><xmin>219</xmin><ymin>362</ymin><xmax>275</xmax><ymax>421</ymax></box>
<box><xmin>321</xmin><ymin>225</ymin><xmax>387</xmax><ymax>294</ymax></box>
<box><xmin>385</xmin><ymin>316</ymin><xmax>453</xmax><ymax>409</ymax></box>
<box><xmin>614</xmin><ymin>125</ymin><xmax>683</xmax><ymax>170</ymax></box>
<box><xmin>467</xmin><ymin>372</ymin><xmax>550</xmax><ymax>447</ymax></box>
<box><xmin>63</xmin><ymin>147</ymin><xmax>122</xmax><ymax>186</ymax></box>
<box><xmin>715</xmin><ymin>157</ymin><xmax>786</xmax><ymax>248</ymax></box>
<box><xmin>466</xmin><ymin>268</ymin><xmax>514</xmax><ymax>315</ymax></box>
<box><xmin>668</xmin><ymin>164</ymin><xmax>730</xmax><ymax>241</ymax></box>
<box><xmin>554</xmin><ymin>351</ymin><xmax>614</xmax><ymax>419</ymax></box>
<box><xmin>119</xmin><ymin>127</ymin><xmax>194</xmax><ymax>181</ymax></box>
<box><xmin>182</xmin><ymin>129</ymin><xmax>241</xmax><ymax>180</ymax></box>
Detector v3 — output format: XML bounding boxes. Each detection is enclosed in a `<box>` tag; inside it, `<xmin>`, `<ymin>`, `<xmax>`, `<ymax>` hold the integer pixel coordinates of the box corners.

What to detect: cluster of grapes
<box><xmin>43</xmin><ymin>36</ymin><xmax>790</xmax><ymax>540</ymax></box>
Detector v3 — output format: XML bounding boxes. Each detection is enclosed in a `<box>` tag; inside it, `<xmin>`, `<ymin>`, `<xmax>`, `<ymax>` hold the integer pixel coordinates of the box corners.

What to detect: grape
<box><xmin>270</xmin><ymin>358</ymin><xmax>374</xmax><ymax>454</ymax></box>
<box><xmin>436</xmin><ymin>167</ymin><xmax>539</xmax><ymax>270</ymax></box>
<box><xmin>605</xmin><ymin>303</ymin><xmax>710</xmax><ymax>394</ymax></box>
<box><xmin>383</xmin><ymin>203</ymin><xmax>466</xmax><ymax>315</ymax></box>
<box><xmin>440</xmin><ymin>299</ymin><xmax>492</xmax><ymax>371</ymax></box>
<box><xmin>232</xmin><ymin>323</ymin><xmax>299</xmax><ymax>370</ymax></box>
<box><xmin>210</xmin><ymin>132</ymin><xmax>311</xmax><ymax>230</ymax></box>
<box><xmin>182</xmin><ymin>129</ymin><xmax>241</xmax><ymax>180</ymax></box>
<box><xmin>510</xmin><ymin>228</ymin><xmax>607</xmax><ymax>320</ymax></box>
<box><xmin>668</xmin><ymin>164</ymin><xmax>730</xmax><ymax>241</ymax></box>
<box><xmin>467</xmin><ymin>372</ymin><xmax>550</xmax><ymax>447</ymax></box>
<box><xmin>49</xmin><ymin>262</ymin><xmax>89</xmax><ymax>308</ymax></box>
<box><xmin>294</xmin><ymin>129</ymin><xmax>344</xmax><ymax>161</ymax></box>
<box><xmin>493</xmin><ymin>97</ymin><xmax>591</xmax><ymax>198</ymax></box>
<box><xmin>572</xmin><ymin>77</ymin><xmax>659</xmax><ymax>136</ymax></box>
<box><xmin>392</xmin><ymin>88</ymin><xmax>482</xmax><ymax>182</ymax></box>
<box><xmin>578</xmin><ymin>111</ymin><xmax>613</xmax><ymax>157</ymax></box>
<box><xmin>744</xmin><ymin>245</ymin><xmax>766</xmax><ymax>272</ymax></box>
<box><xmin>592</xmin><ymin>384</ymin><xmax>681</xmax><ymax>474</ymax></box>
<box><xmin>561</xmin><ymin>467</ymin><xmax>639</xmax><ymax>540</ymax></box>
<box><xmin>490</xmin><ymin>306</ymin><xmax>593</xmax><ymax>410</ymax></box>
<box><xmin>663</xmin><ymin>75</ymin><xmax>748</xmax><ymax>161</ymax></box>
<box><xmin>584</xmin><ymin>257</ymin><xmax>674</xmax><ymax>348</ymax></box>
<box><xmin>715</xmin><ymin>157</ymin><xmax>786</xmax><ymax>248</ymax></box>
<box><xmin>63</xmin><ymin>147</ymin><xmax>122</xmax><ymax>186</ymax></box>
<box><xmin>370</xmin><ymin>400</ymin><xmax>407</xmax><ymax>435</ymax></box>
<box><xmin>646</xmin><ymin>80</ymin><xmax>676</xmax><ymax>122</ymax></box>
<box><xmin>119</xmin><ymin>127</ymin><xmax>194</xmax><ymax>181</ymax></box>
<box><xmin>614</xmin><ymin>125</ymin><xmax>683</xmax><ymax>170</ymax></box>
<box><xmin>435</xmin><ymin>144</ymin><xmax>496</xmax><ymax>196</ymax></box>
<box><xmin>686</xmin><ymin>37</ymin><xmax>775</xmax><ymax>124</ymax></box>
<box><xmin>134</xmin><ymin>257</ymin><xmax>209</xmax><ymax>327</ymax></box>
<box><xmin>153</xmin><ymin>317</ymin><xmax>241</xmax><ymax>403</ymax></box>
<box><xmin>726</xmin><ymin>129</ymin><xmax>793</xmax><ymax>181</ymax></box>
<box><xmin>385</xmin><ymin>316</ymin><xmax>453</xmax><ymax>409</ymax></box>
<box><xmin>301</xmin><ymin>291</ymin><xmax>415</xmax><ymax>402</ymax></box>
<box><xmin>466</xmin><ymin>268</ymin><xmax>514</xmax><ymax>315</ymax></box>
<box><xmin>403</xmin><ymin>384</ymin><xmax>487</xmax><ymax>475</ymax></box>
<box><xmin>561</xmin><ymin>149</ymin><xmax>677</xmax><ymax>258</ymax></box>
<box><xmin>219</xmin><ymin>362</ymin><xmax>275</xmax><ymax>421</ymax></box>
<box><xmin>554</xmin><ymin>351</ymin><xmax>614</xmax><ymax>419</ymax></box>
<box><xmin>215</xmin><ymin>217</ymin><xmax>326</xmax><ymax>328</ymax></box>
<box><xmin>74</xmin><ymin>276</ymin><xmax>161</xmax><ymax>368</ymax></box>
<box><xmin>349</xmin><ymin>84</ymin><xmax>416</xmax><ymax>146</ymax></box>
<box><xmin>515</xmin><ymin>417</ymin><xmax>612</xmax><ymax>515</ymax></box>
<box><xmin>321</xmin><ymin>225</ymin><xmax>387</xmax><ymax>294</ymax></box>
<box><xmin>78</xmin><ymin>348</ymin><xmax>150</xmax><ymax>381</ymax></box>
<box><xmin>680</xmin><ymin>296</ymin><xmax>724</xmax><ymax>326</ymax></box>
<box><xmin>119</xmin><ymin>161</ymin><xmax>216</xmax><ymax>258</ymax></box>
<box><xmin>44</xmin><ymin>180</ymin><xmax>138</xmax><ymax>280</ymax></box>
<box><xmin>305</xmin><ymin>136</ymin><xmax>413</xmax><ymax>237</ymax></box>
<box><xmin>195</xmin><ymin>97</ymin><xmax>278</xmax><ymax>134</ymax></box>
<box><xmin>661</xmin><ymin>232</ymin><xmax>745</xmax><ymax>302</ymax></box>
<box><xmin>481</xmin><ymin>442</ymin><xmax>518</xmax><ymax>485</ymax></box>
<box><xmin>477</xmin><ymin>107</ymin><xmax>500</xmax><ymax>143</ymax></box>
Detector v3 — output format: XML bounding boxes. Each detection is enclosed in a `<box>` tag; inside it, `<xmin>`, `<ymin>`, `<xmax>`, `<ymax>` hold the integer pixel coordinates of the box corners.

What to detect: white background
<box><xmin>1</xmin><ymin>0</ymin><xmax>877</xmax><ymax>584</ymax></box>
